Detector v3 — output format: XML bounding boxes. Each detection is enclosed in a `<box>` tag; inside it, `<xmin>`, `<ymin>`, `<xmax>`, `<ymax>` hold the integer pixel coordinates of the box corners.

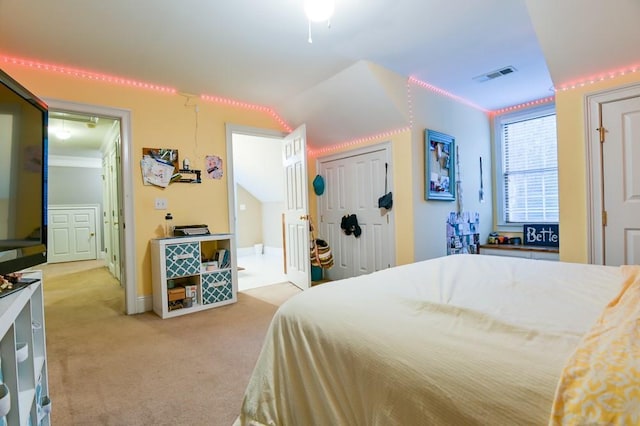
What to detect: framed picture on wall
<box><xmin>425</xmin><ymin>129</ymin><xmax>455</xmax><ymax>201</ymax></box>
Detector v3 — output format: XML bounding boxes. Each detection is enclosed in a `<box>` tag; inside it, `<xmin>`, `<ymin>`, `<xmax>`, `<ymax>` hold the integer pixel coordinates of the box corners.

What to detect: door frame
<box><xmin>45</xmin><ymin>98</ymin><xmax>137</xmax><ymax>314</ymax></box>
<box><xmin>586</xmin><ymin>82</ymin><xmax>640</xmax><ymax>264</ymax></box>
<box><xmin>225</xmin><ymin>124</ymin><xmax>287</xmax><ymax>283</ymax></box>
<box><xmin>316</xmin><ymin>141</ymin><xmax>396</xmax><ymax>276</ymax></box>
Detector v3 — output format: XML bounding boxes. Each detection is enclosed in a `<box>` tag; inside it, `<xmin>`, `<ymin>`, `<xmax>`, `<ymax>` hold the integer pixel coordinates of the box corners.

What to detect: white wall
<box><xmin>410</xmin><ymin>86</ymin><xmax>493</xmax><ymax>261</ymax></box>
<box><xmin>48</xmin><ymin>165</ymin><xmax>104</xmax><ymax>249</ymax></box>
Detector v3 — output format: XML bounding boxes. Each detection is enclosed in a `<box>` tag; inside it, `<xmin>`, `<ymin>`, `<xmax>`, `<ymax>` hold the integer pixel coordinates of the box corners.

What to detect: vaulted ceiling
<box><xmin>1</xmin><ymin>0</ymin><xmax>639</xmax><ymax>149</ymax></box>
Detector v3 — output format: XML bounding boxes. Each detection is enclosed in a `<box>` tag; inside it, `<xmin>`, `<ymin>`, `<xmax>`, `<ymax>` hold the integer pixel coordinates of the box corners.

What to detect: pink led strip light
<box><xmin>0</xmin><ymin>54</ymin><xmax>293</xmax><ymax>131</ymax></box>
<box><xmin>556</xmin><ymin>63</ymin><xmax>640</xmax><ymax>92</ymax></box>
<box><xmin>10</xmin><ymin>54</ymin><xmax>634</xmax><ymax>152</ymax></box>
<box><xmin>308</xmin><ymin>126</ymin><xmax>411</xmax><ymax>157</ymax></box>
<box><xmin>410</xmin><ymin>75</ymin><xmax>555</xmax><ymax>116</ymax></box>
<box><xmin>199</xmin><ymin>94</ymin><xmax>292</xmax><ymax>132</ymax></box>
<box><xmin>408</xmin><ymin>76</ymin><xmax>488</xmax><ymax>113</ymax></box>
<box><xmin>491</xmin><ymin>96</ymin><xmax>555</xmax><ymax>115</ymax></box>
<box><xmin>0</xmin><ymin>55</ymin><xmax>177</xmax><ymax>93</ymax></box>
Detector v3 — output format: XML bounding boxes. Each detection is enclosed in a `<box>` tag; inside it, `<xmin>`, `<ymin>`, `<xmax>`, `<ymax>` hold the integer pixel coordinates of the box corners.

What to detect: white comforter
<box><xmin>236</xmin><ymin>254</ymin><xmax>624</xmax><ymax>426</ymax></box>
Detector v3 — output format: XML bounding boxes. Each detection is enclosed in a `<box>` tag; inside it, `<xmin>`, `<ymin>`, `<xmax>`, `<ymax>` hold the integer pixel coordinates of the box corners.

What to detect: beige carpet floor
<box><xmin>41</xmin><ymin>263</ymin><xmax>300</xmax><ymax>425</ymax></box>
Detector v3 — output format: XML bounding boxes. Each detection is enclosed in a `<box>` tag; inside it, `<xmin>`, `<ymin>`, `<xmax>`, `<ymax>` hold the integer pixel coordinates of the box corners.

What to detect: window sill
<box><xmin>495</xmin><ymin>224</ymin><xmax>524</xmax><ymax>233</ymax></box>
<box><xmin>495</xmin><ymin>223</ymin><xmax>559</xmax><ymax>234</ymax></box>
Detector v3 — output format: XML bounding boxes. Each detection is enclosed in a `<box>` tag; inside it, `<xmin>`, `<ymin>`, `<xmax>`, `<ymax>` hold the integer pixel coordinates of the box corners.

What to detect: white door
<box><xmin>283</xmin><ymin>125</ymin><xmax>310</xmax><ymax>290</ymax></box>
<box><xmin>318</xmin><ymin>144</ymin><xmax>394</xmax><ymax>280</ymax></box>
<box><xmin>102</xmin><ymin>155</ymin><xmax>114</xmax><ymax>274</ymax></box>
<box><xmin>109</xmin><ymin>139</ymin><xmax>122</xmax><ymax>281</ymax></box>
<box><xmin>48</xmin><ymin>206</ymin><xmax>98</xmax><ymax>263</ymax></box>
<box><xmin>602</xmin><ymin>95</ymin><xmax>640</xmax><ymax>266</ymax></box>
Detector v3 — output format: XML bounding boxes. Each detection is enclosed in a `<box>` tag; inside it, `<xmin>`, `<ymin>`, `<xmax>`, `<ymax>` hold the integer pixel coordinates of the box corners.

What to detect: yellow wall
<box><xmin>308</xmin><ymin>129</ymin><xmax>415</xmax><ymax>266</ymax></box>
<box><xmin>392</xmin><ymin>130</ymin><xmax>415</xmax><ymax>265</ymax></box>
<box><xmin>1</xmin><ymin>64</ymin><xmax>283</xmax><ymax>298</ymax></box>
<box><xmin>556</xmin><ymin>72</ymin><xmax>640</xmax><ymax>263</ymax></box>
<box><xmin>236</xmin><ymin>184</ymin><xmax>263</xmax><ymax>248</ymax></box>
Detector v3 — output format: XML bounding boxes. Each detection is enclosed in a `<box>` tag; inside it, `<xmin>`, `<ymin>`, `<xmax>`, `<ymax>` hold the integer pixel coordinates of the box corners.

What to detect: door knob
<box><xmin>90</xmin><ymin>232</ymin><xmax>95</xmax><ymax>237</ymax></box>
<box><xmin>299</xmin><ymin>215</ymin><xmax>309</xmax><ymax>220</ymax></box>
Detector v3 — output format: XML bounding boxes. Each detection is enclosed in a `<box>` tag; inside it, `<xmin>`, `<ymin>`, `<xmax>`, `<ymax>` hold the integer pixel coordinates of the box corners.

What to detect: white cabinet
<box><xmin>151</xmin><ymin>235</ymin><xmax>237</xmax><ymax>319</ymax></box>
<box><xmin>479</xmin><ymin>245</ymin><xmax>559</xmax><ymax>261</ymax></box>
<box><xmin>0</xmin><ymin>272</ymin><xmax>50</xmax><ymax>426</ymax></box>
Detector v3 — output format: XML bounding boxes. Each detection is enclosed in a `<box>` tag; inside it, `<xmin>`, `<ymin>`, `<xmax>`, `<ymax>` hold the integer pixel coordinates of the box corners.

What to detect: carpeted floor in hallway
<box><xmin>41</xmin><ymin>264</ymin><xmax>299</xmax><ymax>425</ymax></box>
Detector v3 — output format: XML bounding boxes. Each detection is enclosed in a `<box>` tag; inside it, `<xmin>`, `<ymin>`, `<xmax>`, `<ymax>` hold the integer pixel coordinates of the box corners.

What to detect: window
<box><xmin>495</xmin><ymin>104</ymin><xmax>558</xmax><ymax>227</ymax></box>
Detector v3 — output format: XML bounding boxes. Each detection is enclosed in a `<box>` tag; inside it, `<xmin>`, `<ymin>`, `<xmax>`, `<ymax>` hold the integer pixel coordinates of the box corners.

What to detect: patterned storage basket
<box><xmin>201</xmin><ymin>270</ymin><xmax>233</xmax><ymax>305</ymax></box>
<box><xmin>310</xmin><ymin>238</ymin><xmax>333</xmax><ymax>269</ymax></box>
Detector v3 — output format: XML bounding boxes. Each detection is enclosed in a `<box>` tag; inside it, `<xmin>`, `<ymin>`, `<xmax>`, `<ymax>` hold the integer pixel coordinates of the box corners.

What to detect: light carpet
<box><xmin>42</xmin><ymin>265</ymin><xmax>299</xmax><ymax>425</ymax></box>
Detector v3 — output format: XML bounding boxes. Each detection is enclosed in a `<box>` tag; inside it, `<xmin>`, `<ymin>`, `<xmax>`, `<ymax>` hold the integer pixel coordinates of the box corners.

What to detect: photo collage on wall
<box><xmin>446</xmin><ymin>211</ymin><xmax>480</xmax><ymax>255</ymax></box>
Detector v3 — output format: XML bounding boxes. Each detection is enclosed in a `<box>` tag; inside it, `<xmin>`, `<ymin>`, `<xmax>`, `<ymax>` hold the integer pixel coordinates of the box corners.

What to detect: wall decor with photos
<box><xmin>141</xmin><ymin>147</ymin><xmax>179</xmax><ymax>188</ymax></box>
<box><xmin>447</xmin><ymin>211</ymin><xmax>480</xmax><ymax>255</ymax></box>
<box><xmin>425</xmin><ymin>129</ymin><xmax>455</xmax><ymax>201</ymax></box>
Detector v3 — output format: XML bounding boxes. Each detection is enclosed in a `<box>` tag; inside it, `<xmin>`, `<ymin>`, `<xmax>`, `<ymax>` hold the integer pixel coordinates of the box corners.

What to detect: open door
<box><xmin>282</xmin><ymin>124</ymin><xmax>310</xmax><ymax>290</ymax></box>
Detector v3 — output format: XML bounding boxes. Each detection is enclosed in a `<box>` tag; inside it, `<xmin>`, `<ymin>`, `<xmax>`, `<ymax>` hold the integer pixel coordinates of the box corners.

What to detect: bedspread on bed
<box><xmin>549</xmin><ymin>265</ymin><xmax>640</xmax><ymax>426</ymax></box>
<box><xmin>237</xmin><ymin>255</ymin><xmax>624</xmax><ymax>426</ymax></box>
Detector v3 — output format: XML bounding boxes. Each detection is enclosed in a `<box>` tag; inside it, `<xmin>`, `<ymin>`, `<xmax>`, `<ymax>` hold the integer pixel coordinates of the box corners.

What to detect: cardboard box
<box><xmin>167</xmin><ymin>287</ymin><xmax>185</xmax><ymax>302</ymax></box>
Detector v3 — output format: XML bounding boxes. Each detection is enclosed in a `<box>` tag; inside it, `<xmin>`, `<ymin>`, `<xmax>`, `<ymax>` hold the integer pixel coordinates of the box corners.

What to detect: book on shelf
<box><xmin>221</xmin><ymin>250</ymin><xmax>230</xmax><ymax>268</ymax></box>
<box><xmin>215</xmin><ymin>249</ymin><xmax>230</xmax><ymax>269</ymax></box>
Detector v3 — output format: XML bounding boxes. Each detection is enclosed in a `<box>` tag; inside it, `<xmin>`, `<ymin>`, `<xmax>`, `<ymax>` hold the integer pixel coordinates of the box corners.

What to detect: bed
<box><xmin>235</xmin><ymin>254</ymin><xmax>640</xmax><ymax>425</ymax></box>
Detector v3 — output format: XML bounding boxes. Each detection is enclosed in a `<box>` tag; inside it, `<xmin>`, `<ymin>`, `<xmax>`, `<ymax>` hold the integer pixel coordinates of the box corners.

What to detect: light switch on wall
<box><xmin>239</xmin><ymin>204</ymin><xmax>246</xmax><ymax>211</ymax></box>
<box><xmin>155</xmin><ymin>198</ymin><xmax>168</xmax><ymax>210</ymax></box>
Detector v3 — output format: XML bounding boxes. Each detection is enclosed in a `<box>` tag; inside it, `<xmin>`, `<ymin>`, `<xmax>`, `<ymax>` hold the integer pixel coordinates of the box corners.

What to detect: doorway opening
<box><xmin>45</xmin><ymin>99</ymin><xmax>137</xmax><ymax>314</ymax></box>
<box><xmin>47</xmin><ymin>110</ymin><xmax>118</xmax><ymax>268</ymax></box>
<box><xmin>226</xmin><ymin>126</ymin><xmax>288</xmax><ymax>291</ymax></box>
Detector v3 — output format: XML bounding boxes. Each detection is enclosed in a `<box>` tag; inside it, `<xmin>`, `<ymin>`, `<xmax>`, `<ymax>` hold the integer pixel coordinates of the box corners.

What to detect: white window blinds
<box><xmin>501</xmin><ymin>112</ymin><xmax>558</xmax><ymax>223</ymax></box>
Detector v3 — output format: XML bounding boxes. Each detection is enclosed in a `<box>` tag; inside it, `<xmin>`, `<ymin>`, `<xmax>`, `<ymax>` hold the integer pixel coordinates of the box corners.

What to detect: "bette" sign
<box><xmin>523</xmin><ymin>224</ymin><xmax>559</xmax><ymax>248</ymax></box>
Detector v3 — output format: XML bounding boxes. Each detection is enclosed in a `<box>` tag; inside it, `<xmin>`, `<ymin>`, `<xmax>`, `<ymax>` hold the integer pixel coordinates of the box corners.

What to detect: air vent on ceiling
<box><xmin>473</xmin><ymin>66</ymin><xmax>517</xmax><ymax>83</ymax></box>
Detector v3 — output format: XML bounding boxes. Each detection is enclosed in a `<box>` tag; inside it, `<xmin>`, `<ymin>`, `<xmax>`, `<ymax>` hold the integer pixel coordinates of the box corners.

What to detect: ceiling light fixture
<box><xmin>56</xmin><ymin>126</ymin><xmax>71</xmax><ymax>140</ymax></box>
<box><xmin>305</xmin><ymin>0</ymin><xmax>334</xmax><ymax>43</ymax></box>
<box><xmin>87</xmin><ymin>116</ymin><xmax>99</xmax><ymax>128</ymax></box>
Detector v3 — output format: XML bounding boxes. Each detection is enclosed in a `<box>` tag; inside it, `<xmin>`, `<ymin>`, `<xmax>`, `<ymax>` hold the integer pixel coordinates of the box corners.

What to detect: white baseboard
<box><xmin>138</xmin><ymin>295</ymin><xmax>153</xmax><ymax>313</ymax></box>
<box><xmin>237</xmin><ymin>246</ymin><xmax>283</xmax><ymax>256</ymax></box>
<box><xmin>264</xmin><ymin>246</ymin><xmax>283</xmax><ymax>256</ymax></box>
<box><xmin>237</xmin><ymin>247</ymin><xmax>255</xmax><ymax>257</ymax></box>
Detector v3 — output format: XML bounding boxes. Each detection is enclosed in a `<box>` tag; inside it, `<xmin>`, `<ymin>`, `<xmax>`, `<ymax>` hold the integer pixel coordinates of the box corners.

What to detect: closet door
<box><xmin>321</xmin><ymin>156</ymin><xmax>351</xmax><ymax>281</ymax></box>
<box><xmin>319</xmin><ymin>146</ymin><xmax>392</xmax><ymax>281</ymax></box>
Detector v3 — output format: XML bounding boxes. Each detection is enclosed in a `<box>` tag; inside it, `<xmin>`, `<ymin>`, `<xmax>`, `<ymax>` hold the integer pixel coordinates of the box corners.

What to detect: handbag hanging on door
<box><xmin>378</xmin><ymin>162</ymin><xmax>393</xmax><ymax>210</ymax></box>
<box><xmin>309</xmin><ymin>219</ymin><xmax>334</xmax><ymax>269</ymax></box>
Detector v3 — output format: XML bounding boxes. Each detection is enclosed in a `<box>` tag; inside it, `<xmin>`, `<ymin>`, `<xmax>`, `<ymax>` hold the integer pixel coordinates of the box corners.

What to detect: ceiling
<box><xmin>1</xmin><ymin>0</ymin><xmax>639</xmax><ymax>149</ymax></box>
<box><xmin>48</xmin><ymin>111</ymin><xmax>118</xmax><ymax>158</ymax></box>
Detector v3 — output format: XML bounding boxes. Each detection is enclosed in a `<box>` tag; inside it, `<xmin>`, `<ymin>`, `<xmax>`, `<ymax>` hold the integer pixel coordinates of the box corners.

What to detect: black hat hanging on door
<box><xmin>378</xmin><ymin>162</ymin><xmax>393</xmax><ymax>210</ymax></box>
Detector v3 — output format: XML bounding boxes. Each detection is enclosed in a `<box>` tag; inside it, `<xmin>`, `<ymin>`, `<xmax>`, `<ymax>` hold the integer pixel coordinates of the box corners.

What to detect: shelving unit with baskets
<box><xmin>150</xmin><ymin>234</ymin><xmax>237</xmax><ymax>319</ymax></box>
<box><xmin>0</xmin><ymin>271</ymin><xmax>50</xmax><ymax>426</ymax></box>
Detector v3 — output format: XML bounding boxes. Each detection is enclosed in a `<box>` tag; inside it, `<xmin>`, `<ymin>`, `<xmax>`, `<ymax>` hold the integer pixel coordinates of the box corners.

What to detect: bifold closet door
<box><xmin>319</xmin><ymin>148</ymin><xmax>390</xmax><ymax>281</ymax></box>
